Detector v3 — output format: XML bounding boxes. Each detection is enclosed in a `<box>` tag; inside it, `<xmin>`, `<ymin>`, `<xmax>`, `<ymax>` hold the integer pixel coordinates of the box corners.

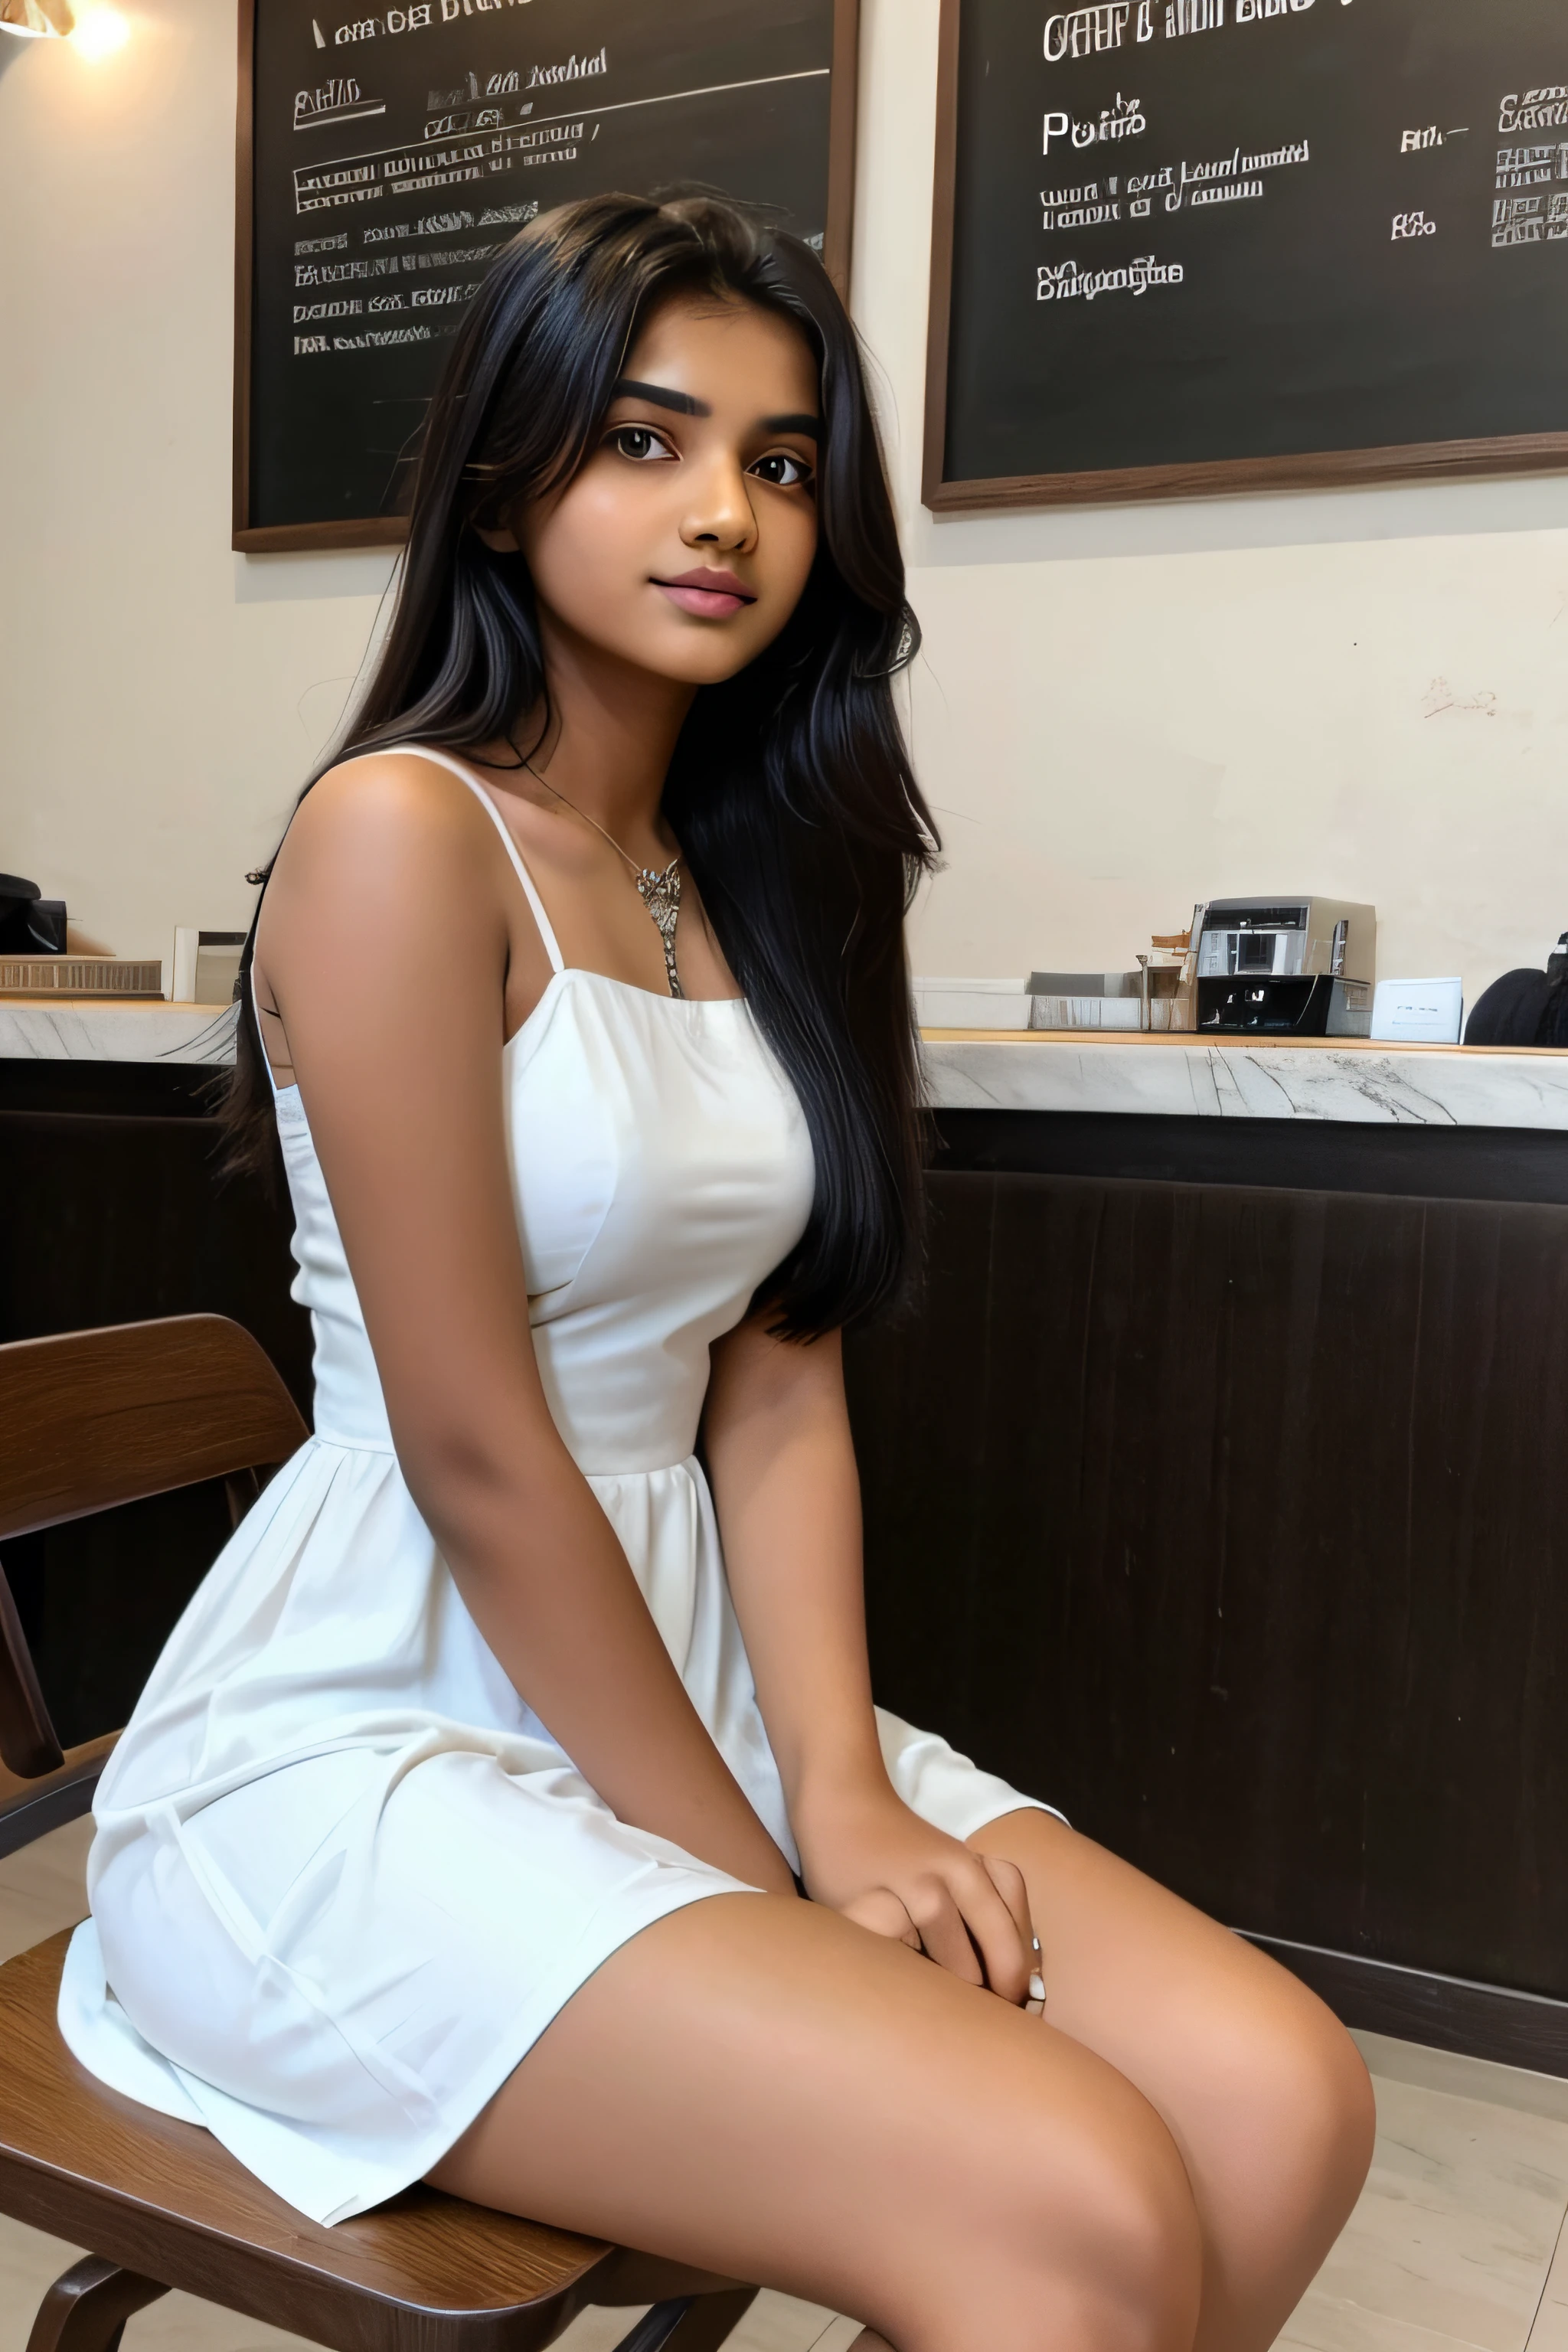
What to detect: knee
<box><xmin>1297</xmin><ymin>2006</ymin><xmax>1378</xmax><ymax>2211</ymax></box>
<box><xmin>877</xmin><ymin>2090</ymin><xmax>1201</xmax><ymax>2352</ymax></box>
<box><xmin>1060</xmin><ymin>2109</ymin><xmax>1204</xmax><ymax>2352</ymax></box>
<box><xmin>1237</xmin><ymin>1983</ymin><xmax>1377</xmax><ymax>2227</ymax></box>
<box><xmin>1000</xmin><ymin>2091</ymin><xmax>1204</xmax><ymax>2352</ymax></box>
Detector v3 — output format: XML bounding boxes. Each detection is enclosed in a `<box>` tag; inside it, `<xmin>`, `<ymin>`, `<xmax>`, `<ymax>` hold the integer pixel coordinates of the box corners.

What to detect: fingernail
<box><xmin>1029</xmin><ymin>1971</ymin><xmax>1046</xmax><ymax>2003</ymax></box>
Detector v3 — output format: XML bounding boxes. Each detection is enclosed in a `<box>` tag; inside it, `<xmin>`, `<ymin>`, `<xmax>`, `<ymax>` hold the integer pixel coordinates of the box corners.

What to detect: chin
<box><xmin>644</xmin><ymin>632</ymin><xmax>768</xmax><ymax>688</ymax></box>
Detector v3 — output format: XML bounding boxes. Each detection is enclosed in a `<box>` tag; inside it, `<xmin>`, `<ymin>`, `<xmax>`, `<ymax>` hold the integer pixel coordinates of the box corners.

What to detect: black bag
<box><xmin>0</xmin><ymin>876</ymin><xmax>67</xmax><ymax>957</ymax></box>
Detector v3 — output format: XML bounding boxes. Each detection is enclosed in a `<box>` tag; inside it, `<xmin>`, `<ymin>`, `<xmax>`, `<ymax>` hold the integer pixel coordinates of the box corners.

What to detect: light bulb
<box><xmin>70</xmin><ymin>3</ymin><xmax>127</xmax><ymax>56</ymax></box>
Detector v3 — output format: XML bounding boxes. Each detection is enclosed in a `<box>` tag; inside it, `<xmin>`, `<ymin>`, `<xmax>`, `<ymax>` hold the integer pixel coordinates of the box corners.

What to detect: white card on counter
<box><xmin>1371</xmin><ymin>979</ymin><xmax>1465</xmax><ymax>1045</ymax></box>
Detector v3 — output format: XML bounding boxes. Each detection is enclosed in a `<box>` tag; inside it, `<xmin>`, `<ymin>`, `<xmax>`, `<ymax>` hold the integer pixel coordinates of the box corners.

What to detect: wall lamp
<box><xmin>1</xmin><ymin>0</ymin><xmax>129</xmax><ymax>51</ymax></box>
<box><xmin>0</xmin><ymin>1</ymin><xmax>76</xmax><ymax>31</ymax></box>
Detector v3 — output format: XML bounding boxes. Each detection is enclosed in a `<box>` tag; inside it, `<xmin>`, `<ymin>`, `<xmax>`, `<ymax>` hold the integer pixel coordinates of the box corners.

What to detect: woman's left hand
<box><xmin>795</xmin><ymin>1785</ymin><xmax>1043</xmax><ymax>2008</ymax></box>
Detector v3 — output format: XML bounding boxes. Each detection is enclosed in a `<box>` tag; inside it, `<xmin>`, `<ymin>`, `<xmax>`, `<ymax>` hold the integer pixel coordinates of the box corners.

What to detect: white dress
<box><xmin>58</xmin><ymin>749</ymin><xmax>1047</xmax><ymax>2227</ymax></box>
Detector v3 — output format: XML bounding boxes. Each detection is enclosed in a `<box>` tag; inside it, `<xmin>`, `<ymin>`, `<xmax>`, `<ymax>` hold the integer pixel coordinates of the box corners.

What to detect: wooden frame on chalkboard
<box><xmin>233</xmin><ymin>0</ymin><xmax>861</xmax><ymax>555</ymax></box>
<box><xmin>922</xmin><ymin>0</ymin><xmax>1568</xmax><ymax>514</ymax></box>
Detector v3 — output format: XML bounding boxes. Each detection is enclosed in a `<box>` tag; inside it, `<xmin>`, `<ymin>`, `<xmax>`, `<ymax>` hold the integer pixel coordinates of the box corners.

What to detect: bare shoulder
<box><xmin>273</xmin><ymin>749</ymin><xmax>498</xmax><ymax>896</ymax></box>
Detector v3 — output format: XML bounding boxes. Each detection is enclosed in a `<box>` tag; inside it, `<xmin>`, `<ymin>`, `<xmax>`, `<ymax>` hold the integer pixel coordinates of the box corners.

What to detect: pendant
<box><xmin>636</xmin><ymin>862</ymin><xmax>682</xmax><ymax>999</ymax></box>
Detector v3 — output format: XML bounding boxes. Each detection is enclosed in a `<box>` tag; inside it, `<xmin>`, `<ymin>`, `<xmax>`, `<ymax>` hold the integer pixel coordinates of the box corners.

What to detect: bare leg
<box><xmin>433</xmin><ymin>1890</ymin><xmax>1203</xmax><ymax>2352</ymax></box>
<box><xmin>969</xmin><ymin>1811</ymin><xmax>1375</xmax><ymax>2352</ymax></box>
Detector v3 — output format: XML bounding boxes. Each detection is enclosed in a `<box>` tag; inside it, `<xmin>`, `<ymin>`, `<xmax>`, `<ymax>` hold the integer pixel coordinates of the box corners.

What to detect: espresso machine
<box><xmin>1193</xmin><ymin>897</ymin><xmax>1376</xmax><ymax>1036</ymax></box>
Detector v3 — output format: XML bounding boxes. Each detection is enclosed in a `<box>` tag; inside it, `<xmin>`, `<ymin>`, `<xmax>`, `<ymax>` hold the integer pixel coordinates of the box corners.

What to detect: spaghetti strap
<box><xmin>370</xmin><ymin>743</ymin><xmax>567</xmax><ymax>975</ymax></box>
<box><xmin>249</xmin><ymin>972</ymin><xmax>286</xmax><ymax>1101</ymax></box>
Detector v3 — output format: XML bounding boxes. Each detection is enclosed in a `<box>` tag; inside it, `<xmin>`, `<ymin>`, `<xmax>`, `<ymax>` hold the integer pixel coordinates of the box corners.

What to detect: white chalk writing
<box><xmin>294</xmin><ymin>296</ymin><xmax>364</xmax><ymax>320</ymax></box>
<box><xmin>400</xmin><ymin>241</ymin><xmax>498</xmax><ymax>269</ymax></box>
<box><xmin>1493</xmin><ymin>192</ymin><xmax>1568</xmax><ymax>245</ymax></box>
<box><xmin>1165</xmin><ymin>0</ymin><xmax>1224</xmax><ymax>34</ymax></box>
<box><xmin>1497</xmin><ymin>144</ymin><xmax>1568</xmax><ymax>188</ymax></box>
<box><xmin>296</xmin><ymin>162</ymin><xmax>378</xmax><ymax>195</ymax></box>
<box><xmin>501</xmin><ymin>122</ymin><xmax>583</xmax><ymax>154</ymax></box>
<box><xmin>329</xmin><ymin>4</ymin><xmax>434</xmax><ymax>44</ymax></box>
<box><xmin>528</xmin><ymin>46</ymin><xmax>606</xmax><ymax>87</ymax></box>
<box><xmin>1044</xmin><ymin>5</ymin><xmax>1130</xmax><ymax>60</ymax></box>
<box><xmin>293</xmin><ymin>231</ymin><xmax>348</xmax><ymax>254</ymax></box>
<box><xmin>1043</xmin><ymin>90</ymin><xmax>1145</xmax><ymax>153</ymax></box>
<box><xmin>384</xmin><ymin>138</ymin><xmax>488</xmax><ymax>179</ymax></box>
<box><xmin>1391</xmin><ymin>210</ymin><xmax>1436</xmax><ymax>239</ymax></box>
<box><xmin>410</xmin><ymin>279</ymin><xmax>482</xmax><ymax>306</ymax></box>
<box><xmin>1040</xmin><ymin>179</ymin><xmax>1122</xmax><ymax>229</ymax></box>
<box><xmin>1191</xmin><ymin>175</ymin><xmax>1263</xmax><ymax>206</ymax></box>
<box><xmin>388</xmin><ymin>163</ymin><xmax>486</xmax><ymax>194</ymax></box>
<box><xmin>1500</xmin><ymin>90</ymin><xmax>1568</xmax><ymax>136</ymax></box>
<box><xmin>1047</xmin><ymin>0</ymin><xmax>1315</xmax><ymax>54</ymax></box>
<box><xmin>1240</xmin><ymin>138</ymin><xmax>1308</xmax><ymax>172</ymax></box>
<box><xmin>1160</xmin><ymin>140</ymin><xmax>1305</xmax><ymax>209</ymax></box>
<box><xmin>1037</xmin><ymin>252</ymin><xmax>1184</xmax><ymax>299</ymax></box>
<box><xmin>295</xmin><ymin>255</ymin><xmax>399</xmax><ymax>283</ymax></box>
<box><xmin>294</xmin><ymin>76</ymin><xmax>386</xmax><ymax>129</ymax></box>
<box><xmin>332</xmin><ymin>325</ymin><xmax>434</xmax><ymax>351</ymax></box>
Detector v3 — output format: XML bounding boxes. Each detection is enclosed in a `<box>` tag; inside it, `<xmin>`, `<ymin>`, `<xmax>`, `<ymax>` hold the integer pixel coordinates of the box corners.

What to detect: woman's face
<box><xmin>489</xmin><ymin>292</ymin><xmax>822</xmax><ymax>687</ymax></box>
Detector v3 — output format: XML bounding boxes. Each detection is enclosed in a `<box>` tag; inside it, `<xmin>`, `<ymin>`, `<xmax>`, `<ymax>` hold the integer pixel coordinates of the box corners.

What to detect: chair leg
<box><xmin>612</xmin><ymin>2288</ymin><xmax>760</xmax><ymax>2352</ymax></box>
<box><xmin>24</xmin><ymin>2256</ymin><xmax>169</xmax><ymax>2352</ymax></box>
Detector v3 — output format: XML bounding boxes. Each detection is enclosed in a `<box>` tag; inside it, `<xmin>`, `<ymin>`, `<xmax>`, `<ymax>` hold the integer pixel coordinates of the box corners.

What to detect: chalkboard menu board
<box><xmin>923</xmin><ymin>0</ymin><xmax>1568</xmax><ymax>508</ymax></box>
<box><xmin>235</xmin><ymin>0</ymin><xmax>858</xmax><ymax>550</ymax></box>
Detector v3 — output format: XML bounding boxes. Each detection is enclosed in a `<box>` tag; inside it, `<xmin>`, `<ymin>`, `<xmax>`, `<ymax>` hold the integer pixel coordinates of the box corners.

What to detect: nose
<box><xmin>678</xmin><ymin>448</ymin><xmax>759</xmax><ymax>556</ymax></box>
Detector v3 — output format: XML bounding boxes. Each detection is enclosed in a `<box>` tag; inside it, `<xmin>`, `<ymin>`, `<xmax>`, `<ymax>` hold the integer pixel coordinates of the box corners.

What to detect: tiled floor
<box><xmin>3</xmin><ymin>1822</ymin><xmax>1566</xmax><ymax>2352</ymax></box>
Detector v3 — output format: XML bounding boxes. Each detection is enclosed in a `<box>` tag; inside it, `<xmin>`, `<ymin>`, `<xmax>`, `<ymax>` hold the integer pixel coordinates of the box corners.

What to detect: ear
<box><xmin>474</xmin><ymin>522</ymin><xmax>521</xmax><ymax>554</ymax></box>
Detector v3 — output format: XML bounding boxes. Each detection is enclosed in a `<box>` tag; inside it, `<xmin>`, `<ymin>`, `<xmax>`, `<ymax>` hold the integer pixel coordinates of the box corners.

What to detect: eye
<box><xmin>608</xmin><ymin>423</ymin><xmax>675</xmax><ymax>463</ymax></box>
<box><xmin>750</xmin><ymin>450</ymin><xmax>815</xmax><ymax>490</ymax></box>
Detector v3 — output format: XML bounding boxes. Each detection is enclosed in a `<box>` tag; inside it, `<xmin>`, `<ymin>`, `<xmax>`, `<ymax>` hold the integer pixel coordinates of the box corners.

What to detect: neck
<box><xmin>518</xmin><ymin>613</ymin><xmax>695</xmax><ymax>855</ymax></box>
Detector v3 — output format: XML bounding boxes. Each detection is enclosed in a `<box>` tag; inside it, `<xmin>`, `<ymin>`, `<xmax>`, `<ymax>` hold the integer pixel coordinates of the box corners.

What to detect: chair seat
<box><xmin>0</xmin><ymin>1930</ymin><xmax>626</xmax><ymax>2352</ymax></box>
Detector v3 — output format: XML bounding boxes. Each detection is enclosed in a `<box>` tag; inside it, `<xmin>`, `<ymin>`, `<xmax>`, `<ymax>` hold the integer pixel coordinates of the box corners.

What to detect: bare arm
<box><xmin>703</xmin><ymin>1316</ymin><xmax>1034</xmax><ymax>1998</ymax></box>
<box><xmin>258</xmin><ymin>758</ymin><xmax>794</xmax><ymax>1897</ymax></box>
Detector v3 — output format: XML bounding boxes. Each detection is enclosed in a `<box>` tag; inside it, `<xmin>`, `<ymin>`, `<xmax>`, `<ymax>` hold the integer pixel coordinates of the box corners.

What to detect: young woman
<box><xmin>60</xmin><ymin>196</ymin><xmax>1373</xmax><ymax>2351</ymax></box>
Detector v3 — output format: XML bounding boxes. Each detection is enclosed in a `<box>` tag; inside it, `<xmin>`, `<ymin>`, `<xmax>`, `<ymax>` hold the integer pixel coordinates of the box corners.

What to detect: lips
<box><xmin>652</xmin><ymin>568</ymin><xmax>757</xmax><ymax>619</ymax></box>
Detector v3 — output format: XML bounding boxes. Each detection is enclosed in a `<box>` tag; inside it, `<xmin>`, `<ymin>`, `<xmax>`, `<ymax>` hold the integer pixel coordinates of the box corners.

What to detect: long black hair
<box><xmin>225</xmin><ymin>191</ymin><xmax>937</xmax><ymax>1338</ymax></box>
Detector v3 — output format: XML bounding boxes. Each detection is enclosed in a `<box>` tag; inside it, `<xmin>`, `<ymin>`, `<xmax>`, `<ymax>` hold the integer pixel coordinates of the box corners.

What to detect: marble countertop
<box><xmin>0</xmin><ymin>1000</ymin><xmax>237</xmax><ymax>1065</ymax></box>
<box><xmin>921</xmin><ymin>1030</ymin><xmax>1568</xmax><ymax>1129</ymax></box>
<box><xmin>7</xmin><ymin>1001</ymin><xmax>1568</xmax><ymax>1132</ymax></box>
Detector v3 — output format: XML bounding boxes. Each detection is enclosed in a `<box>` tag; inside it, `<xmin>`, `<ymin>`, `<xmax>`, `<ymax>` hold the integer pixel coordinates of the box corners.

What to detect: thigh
<box><xmin>969</xmin><ymin>1811</ymin><xmax>1374</xmax><ymax>2345</ymax></box>
<box><xmin>431</xmin><ymin>1890</ymin><xmax>1201</xmax><ymax>2352</ymax></box>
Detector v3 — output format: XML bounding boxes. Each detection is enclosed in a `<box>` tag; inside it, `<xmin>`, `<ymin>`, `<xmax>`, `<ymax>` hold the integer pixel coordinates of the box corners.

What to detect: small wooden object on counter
<box><xmin>0</xmin><ymin>1314</ymin><xmax>758</xmax><ymax>2352</ymax></box>
<box><xmin>0</xmin><ymin>960</ymin><xmax>162</xmax><ymax>999</ymax></box>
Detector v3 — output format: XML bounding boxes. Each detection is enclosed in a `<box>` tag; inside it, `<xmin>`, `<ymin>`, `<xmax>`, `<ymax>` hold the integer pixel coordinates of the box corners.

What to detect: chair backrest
<box><xmin>0</xmin><ymin>1317</ymin><xmax>308</xmax><ymax>1779</ymax></box>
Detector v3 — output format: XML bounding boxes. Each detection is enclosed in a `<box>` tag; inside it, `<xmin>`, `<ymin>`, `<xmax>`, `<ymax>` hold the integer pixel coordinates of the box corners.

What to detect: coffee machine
<box><xmin>1194</xmin><ymin>897</ymin><xmax>1375</xmax><ymax>1036</ymax></box>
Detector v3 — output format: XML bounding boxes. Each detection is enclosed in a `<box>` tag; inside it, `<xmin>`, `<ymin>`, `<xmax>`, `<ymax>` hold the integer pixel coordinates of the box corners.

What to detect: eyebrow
<box><xmin>609</xmin><ymin>381</ymin><xmax>822</xmax><ymax>441</ymax></box>
<box><xmin>612</xmin><ymin>378</ymin><xmax>708</xmax><ymax>416</ymax></box>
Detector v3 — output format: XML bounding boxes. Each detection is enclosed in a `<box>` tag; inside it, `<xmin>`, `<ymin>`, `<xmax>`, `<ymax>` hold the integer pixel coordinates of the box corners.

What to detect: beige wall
<box><xmin>4</xmin><ymin>0</ymin><xmax>1567</xmax><ymax>1001</ymax></box>
<box><xmin>0</xmin><ymin>1</ymin><xmax>395</xmax><ymax>965</ymax></box>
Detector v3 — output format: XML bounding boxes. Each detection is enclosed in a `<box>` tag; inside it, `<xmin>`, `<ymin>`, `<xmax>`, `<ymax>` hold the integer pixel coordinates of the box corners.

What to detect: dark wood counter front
<box><xmin>845</xmin><ymin>1109</ymin><xmax>1568</xmax><ymax>2073</ymax></box>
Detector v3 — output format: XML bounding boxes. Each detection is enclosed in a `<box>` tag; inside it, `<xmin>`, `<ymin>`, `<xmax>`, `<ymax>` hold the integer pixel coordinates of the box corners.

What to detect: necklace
<box><xmin>518</xmin><ymin>751</ymin><xmax>683</xmax><ymax>1000</ymax></box>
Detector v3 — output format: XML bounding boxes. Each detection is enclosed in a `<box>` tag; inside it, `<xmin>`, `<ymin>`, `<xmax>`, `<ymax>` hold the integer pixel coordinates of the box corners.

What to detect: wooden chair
<box><xmin>0</xmin><ymin>1315</ymin><xmax>758</xmax><ymax>2352</ymax></box>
